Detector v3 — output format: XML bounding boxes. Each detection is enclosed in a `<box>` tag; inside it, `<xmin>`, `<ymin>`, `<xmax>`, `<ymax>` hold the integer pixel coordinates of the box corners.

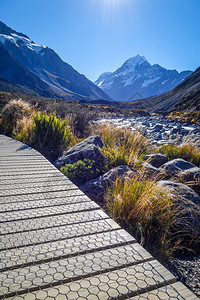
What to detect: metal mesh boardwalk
<box><xmin>0</xmin><ymin>135</ymin><xmax>197</xmax><ymax>299</ymax></box>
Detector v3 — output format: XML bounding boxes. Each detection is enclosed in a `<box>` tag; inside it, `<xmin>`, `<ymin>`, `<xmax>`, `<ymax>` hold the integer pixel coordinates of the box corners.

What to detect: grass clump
<box><xmin>167</xmin><ymin>111</ymin><xmax>200</xmax><ymax>124</ymax></box>
<box><xmin>0</xmin><ymin>99</ymin><xmax>32</xmax><ymax>135</ymax></box>
<box><xmin>98</xmin><ymin>124</ymin><xmax>149</xmax><ymax>170</ymax></box>
<box><xmin>158</xmin><ymin>143</ymin><xmax>200</xmax><ymax>167</ymax></box>
<box><xmin>60</xmin><ymin>159</ymin><xmax>101</xmax><ymax>186</ymax></box>
<box><xmin>106</xmin><ymin>176</ymin><xmax>176</xmax><ymax>257</ymax></box>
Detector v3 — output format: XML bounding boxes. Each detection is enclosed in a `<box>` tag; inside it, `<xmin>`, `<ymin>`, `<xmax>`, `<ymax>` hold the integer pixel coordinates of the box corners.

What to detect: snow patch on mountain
<box><xmin>141</xmin><ymin>77</ymin><xmax>160</xmax><ymax>88</ymax></box>
<box><xmin>0</xmin><ymin>33</ymin><xmax>46</xmax><ymax>54</ymax></box>
<box><xmin>123</xmin><ymin>75</ymin><xmax>141</xmax><ymax>86</ymax></box>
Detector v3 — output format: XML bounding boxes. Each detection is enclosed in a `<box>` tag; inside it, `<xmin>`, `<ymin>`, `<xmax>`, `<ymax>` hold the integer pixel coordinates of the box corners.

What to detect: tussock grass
<box><xmin>158</xmin><ymin>143</ymin><xmax>200</xmax><ymax>167</ymax></box>
<box><xmin>0</xmin><ymin>99</ymin><xmax>32</xmax><ymax>135</ymax></box>
<box><xmin>97</xmin><ymin>124</ymin><xmax>149</xmax><ymax>170</ymax></box>
<box><xmin>106</xmin><ymin>175</ymin><xmax>176</xmax><ymax>257</ymax></box>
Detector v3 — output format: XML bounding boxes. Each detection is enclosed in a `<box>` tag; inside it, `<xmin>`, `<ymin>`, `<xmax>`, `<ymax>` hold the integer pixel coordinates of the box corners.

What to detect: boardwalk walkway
<box><xmin>0</xmin><ymin>135</ymin><xmax>197</xmax><ymax>299</ymax></box>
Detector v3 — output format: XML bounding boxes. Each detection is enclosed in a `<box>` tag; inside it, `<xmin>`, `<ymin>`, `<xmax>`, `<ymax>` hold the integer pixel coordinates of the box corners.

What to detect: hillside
<box><xmin>0</xmin><ymin>21</ymin><xmax>111</xmax><ymax>101</ymax></box>
<box><xmin>124</xmin><ymin>66</ymin><xmax>200</xmax><ymax>113</ymax></box>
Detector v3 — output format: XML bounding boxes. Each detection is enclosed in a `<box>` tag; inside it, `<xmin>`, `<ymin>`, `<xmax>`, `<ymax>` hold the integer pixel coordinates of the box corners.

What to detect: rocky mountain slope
<box><xmin>95</xmin><ymin>55</ymin><xmax>192</xmax><ymax>101</ymax></box>
<box><xmin>127</xmin><ymin>66</ymin><xmax>200</xmax><ymax>113</ymax></box>
<box><xmin>0</xmin><ymin>21</ymin><xmax>111</xmax><ymax>101</ymax></box>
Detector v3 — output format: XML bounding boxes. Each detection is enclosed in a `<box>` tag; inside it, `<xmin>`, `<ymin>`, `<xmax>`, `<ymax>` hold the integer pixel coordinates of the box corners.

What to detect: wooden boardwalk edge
<box><xmin>0</xmin><ymin>134</ymin><xmax>197</xmax><ymax>299</ymax></box>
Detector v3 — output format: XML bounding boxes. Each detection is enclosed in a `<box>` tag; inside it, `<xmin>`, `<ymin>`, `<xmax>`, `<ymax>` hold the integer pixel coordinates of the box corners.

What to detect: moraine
<box><xmin>95</xmin><ymin>115</ymin><xmax>200</xmax><ymax>147</ymax></box>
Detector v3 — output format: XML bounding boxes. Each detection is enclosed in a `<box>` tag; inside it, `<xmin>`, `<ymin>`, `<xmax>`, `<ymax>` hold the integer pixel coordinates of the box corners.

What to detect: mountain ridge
<box><xmin>0</xmin><ymin>21</ymin><xmax>111</xmax><ymax>101</ymax></box>
<box><xmin>122</xmin><ymin>66</ymin><xmax>200</xmax><ymax>112</ymax></box>
<box><xmin>95</xmin><ymin>55</ymin><xmax>192</xmax><ymax>101</ymax></box>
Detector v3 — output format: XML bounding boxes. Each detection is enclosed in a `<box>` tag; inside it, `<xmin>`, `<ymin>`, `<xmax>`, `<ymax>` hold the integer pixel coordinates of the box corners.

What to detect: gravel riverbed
<box><xmin>95</xmin><ymin>115</ymin><xmax>200</xmax><ymax>147</ymax></box>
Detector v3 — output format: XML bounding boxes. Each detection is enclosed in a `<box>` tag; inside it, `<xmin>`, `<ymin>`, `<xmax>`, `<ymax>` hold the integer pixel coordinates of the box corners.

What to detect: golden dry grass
<box><xmin>158</xmin><ymin>143</ymin><xmax>200</xmax><ymax>167</ymax></box>
<box><xmin>106</xmin><ymin>174</ymin><xmax>176</xmax><ymax>257</ymax></box>
<box><xmin>97</xmin><ymin>124</ymin><xmax>149</xmax><ymax>170</ymax></box>
<box><xmin>0</xmin><ymin>99</ymin><xmax>32</xmax><ymax>135</ymax></box>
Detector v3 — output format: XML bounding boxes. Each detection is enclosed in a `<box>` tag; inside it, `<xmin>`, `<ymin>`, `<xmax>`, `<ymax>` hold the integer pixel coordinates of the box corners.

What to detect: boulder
<box><xmin>152</xmin><ymin>124</ymin><xmax>163</xmax><ymax>132</ymax></box>
<box><xmin>171</xmin><ymin>127</ymin><xmax>179</xmax><ymax>135</ymax></box>
<box><xmin>179</xmin><ymin>167</ymin><xmax>200</xmax><ymax>182</ymax></box>
<box><xmin>142</xmin><ymin>162</ymin><xmax>160</xmax><ymax>177</ymax></box>
<box><xmin>81</xmin><ymin>165</ymin><xmax>137</xmax><ymax>204</ymax></box>
<box><xmin>142</xmin><ymin>121</ymin><xmax>150</xmax><ymax>127</ymax></box>
<box><xmin>54</xmin><ymin>135</ymin><xmax>104</xmax><ymax>170</ymax></box>
<box><xmin>143</xmin><ymin>153</ymin><xmax>168</xmax><ymax>168</ymax></box>
<box><xmin>159</xmin><ymin>158</ymin><xmax>197</xmax><ymax>176</ymax></box>
<box><xmin>190</xmin><ymin>128</ymin><xmax>200</xmax><ymax>135</ymax></box>
<box><xmin>157</xmin><ymin>180</ymin><xmax>200</xmax><ymax>240</ymax></box>
<box><xmin>179</xmin><ymin>167</ymin><xmax>200</xmax><ymax>196</ymax></box>
<box><xmin>157</xmin><ymin>180</ymin><xmax>200</xmax><ymax>206</ymax></box>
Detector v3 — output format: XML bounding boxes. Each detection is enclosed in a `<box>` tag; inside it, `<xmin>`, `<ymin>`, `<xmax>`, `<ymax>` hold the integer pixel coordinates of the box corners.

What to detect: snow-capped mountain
<box><xmin>0</xmin><ymin>21</ymin><xmax>111</xmax><ymax>101</ymax></box>
<box><xmin>95</xmin><ymin>55</ymin><xmax>192</xmax><ymax>101</ymax></box>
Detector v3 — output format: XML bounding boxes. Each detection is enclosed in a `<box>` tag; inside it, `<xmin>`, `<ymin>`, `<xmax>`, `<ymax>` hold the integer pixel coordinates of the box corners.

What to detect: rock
<box><xmin>143</xmin><ymin>153</ymin><xmax>168</xmax><ymax>168</ymax></box>
<box><xmin>152</xmin><ymin>124</ymin><xmax>163</xmax><ymax>132</ymax></box>
<box><xmin>54</xmin><ymin>135</ymin><xmax>104</xmax><ymax>170</ymax></box>
<box><xmin>155</xmin><ymin>133</ymin><xmax>163</xmax><ymax>140</ymax></box>
<box><xmin>160</xmin><ymin>158</ymin><xmax>197</xmax><ymax>176</ymax></box>
<box><xmin>171</xmin><ymin>127</ymin><xmax>190</xmax><ymax>136</ymax></box>
<box><xmin>142</xmin><ymin>121</ymin><xmax>150</xmax><ymax>127</ymax></box>
<box><xmin>81</xmin><ymin>165</ymin><xmax>137</xmax><ymax>204</ymax></box>
<box><xmin>168</xmin><ymin>255</ymin><xmax>200</xmax><ymax>297</ymax></box>
<box><xmin>171</xmin><ymin>127</ymin><xmax>179</xmax><ymax>135</ymax></box>
<box><xmin>170</xmin><ymin>134</ymin><xmax>176</xmax><ymax>140</ymax></box>
<box><xmin>157</xmin><ymin>180</ymin><xmax>200</xmax><ymax>241</ymax></box>
<box><xmin>157</xmin><ymin>180</ymin><xmax>200</xmax><ymax>206</ymax></box>
<box><xmin>190</xmin><ymin>128</ymin><xmax>200</xmax><ymax>135</ymax></box>
<box><xmin>142</xmin><ymin>162</ymin><xmax>160</xmax><ymax>177</ymax></box>
<box><xmin>179</xmin><ymin>167</ymin><xmax>200</xmax><ymax>196</ymax></box>
<box><xmin>179</xmin><ymin>167</ymin><xmax>200</xmax><ymax>182</ymax></box>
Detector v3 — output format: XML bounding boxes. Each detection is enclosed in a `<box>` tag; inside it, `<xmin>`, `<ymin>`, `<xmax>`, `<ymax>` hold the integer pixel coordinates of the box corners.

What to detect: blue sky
<box><xmin>0</xmin><ymin>0</ymin><xmax>199</xmax><ymax>81</ymax></box>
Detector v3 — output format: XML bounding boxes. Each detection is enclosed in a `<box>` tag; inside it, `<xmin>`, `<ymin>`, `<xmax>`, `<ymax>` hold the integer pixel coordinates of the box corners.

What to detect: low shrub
<box><xmin>60</xmin><ymin>159</ymin><xmax>101</xmax><ymax>185</ymax></box>
<box><xmin>71</xmin><ymin>109</ymin><xmax>96</xmax><ymax>138</ymax></box>
<box><xmin>158</xmin><ymin>143</ymin><xmax>200</xmax><ymax>167</ymax></box>
<box><xmin>0</xmin><ymin>99</ymin><xmax>32</xmax><ymax>135</ymax></box>
<box><xmin>15</xmin><ymin>111</ymin><xmax>75</xmax><ymax>161</ymax></box>
<box><xmin>106</xmin><ymin>176</ymin><xmax>176</xmax><ymax>257</ymax></box>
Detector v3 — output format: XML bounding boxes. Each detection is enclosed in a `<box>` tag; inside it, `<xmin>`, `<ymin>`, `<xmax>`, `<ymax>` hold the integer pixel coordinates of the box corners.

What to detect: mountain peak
<box><xmin>95</xmin><ymin>56</ymin><xmax>192</xmax><ymax>101</ymax></box>
<box><xmin>0</xmin><ymin>21</ymin><xmax>47</xmax><ymax>55</ymax></box>
<box><xmin>0</xmin><ymin>21</ymin><xmax>29</xmax><ymax>39</ymax></box>
<box><xmin>124</xmin><ymin>55</ymin><xmax>148</xmax><ymax>66</ymax></box>
<box><xmin>115</xmin><ymin>55</ymin><xmax>149</xmax><ymax>75</ymax></box>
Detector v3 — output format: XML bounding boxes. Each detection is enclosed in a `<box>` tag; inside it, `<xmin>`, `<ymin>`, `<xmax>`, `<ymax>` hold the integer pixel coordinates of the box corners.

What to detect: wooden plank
<box><xmin>0</xmin><ymin>229</ymin><xmax>136</xmax><ymax>270</ymax></box>
<box><xmin>0</xmin><ymin>201</ymin><xmax>99</xmax><ymax>222</ymax></box>
<box><xmin>130</xmin><ymin>282</ymin><xmax>198</xmax><ymax>299</ymax></box>
<box><xmin>0</xmin><ymin>178</ymin><xmax>74</xmax><ymax>190</ymax></box>
<box><xmin>0</xmin><ymin>183</ymin><xmax>80</xmax><ymax>197</ymax></box>
<box><xmin>0</xmin><ymin>195</ymin><xmax>91</xmax><ymax>212</ymax></box>
<box><xmin>0</xmin><ymin>210</ymin><xmax>109</xmax><ymax>235</ymax></box>
<box><xmin>0</xmin><ymin>219</ymin><xmax>120</xmax><ymax>250</ymax></box>
<box><xmin>0</xmin><ymin>173</ymin><xmax>64</xmax><ymax>184</ymax></box>
<box><xmin>0</xmin><ymin>260</ymin><xmax>175</xmax><ymax>299</ymax></box>
<box><xmin>0</xmin><ymin>189</ymin><xmax>85</xmax><ymax>204</ymax></box>
<box><xmin>0</xmin><ymin>174</ymin><xmax>66</xmax><ymax>185</ymax></box>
